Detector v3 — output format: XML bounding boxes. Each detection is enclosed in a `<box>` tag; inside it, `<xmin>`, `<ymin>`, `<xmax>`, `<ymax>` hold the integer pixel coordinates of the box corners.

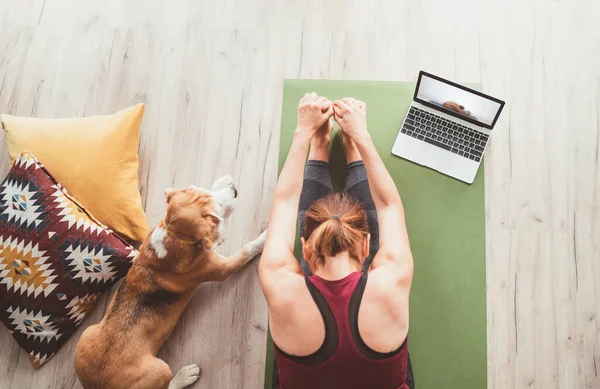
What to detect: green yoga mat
<box><xmin>265</xmin><ymin>79</ymin><xmax>486</xmax><ymax>389</ymax></box>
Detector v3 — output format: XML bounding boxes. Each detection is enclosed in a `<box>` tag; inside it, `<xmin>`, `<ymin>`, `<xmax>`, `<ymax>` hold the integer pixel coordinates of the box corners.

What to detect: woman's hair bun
<box><xmin>302</xmin><ymin>193</ymin><xmax>368</xmax><ymax>267</ymax></box>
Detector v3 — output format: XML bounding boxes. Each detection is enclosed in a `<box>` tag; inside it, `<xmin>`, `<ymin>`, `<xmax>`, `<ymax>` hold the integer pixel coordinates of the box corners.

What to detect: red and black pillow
<box><xmin>0</xmin><ymin>152</ymin><xmax>137</xmax><ymax>367</ymax></box>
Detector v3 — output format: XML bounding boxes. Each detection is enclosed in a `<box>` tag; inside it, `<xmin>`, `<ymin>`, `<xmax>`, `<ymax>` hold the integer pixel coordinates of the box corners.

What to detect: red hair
<box><xmin>302</xmin><ymin>193</ymin><xmax>369</xmax><ymax>267</ymax></box>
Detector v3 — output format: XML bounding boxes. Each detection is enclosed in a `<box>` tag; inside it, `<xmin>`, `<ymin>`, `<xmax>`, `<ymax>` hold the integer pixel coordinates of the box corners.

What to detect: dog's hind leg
<box><xmin>167</xmin><ymin>364</ymin><xmax>201</xmax><ymax>389</ymax></box>
<box><xmin>131</xmin><ymin>358</ymin><xmax>197</xmax><ymax>389</ymax></box>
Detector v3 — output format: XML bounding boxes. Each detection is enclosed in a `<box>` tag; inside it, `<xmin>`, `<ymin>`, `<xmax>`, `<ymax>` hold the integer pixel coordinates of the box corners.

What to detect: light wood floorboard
<box><xmin>0</xmin><ymin>0</ymin><xmax>598</xmax><ymax>388</ymax></box>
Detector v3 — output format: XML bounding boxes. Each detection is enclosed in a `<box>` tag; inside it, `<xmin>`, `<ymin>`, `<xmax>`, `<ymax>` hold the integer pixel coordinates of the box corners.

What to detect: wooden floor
<box><xmin>0</xmin><ymin>0</ymin><xmax>599</xmax><ymax>388</ymax></box>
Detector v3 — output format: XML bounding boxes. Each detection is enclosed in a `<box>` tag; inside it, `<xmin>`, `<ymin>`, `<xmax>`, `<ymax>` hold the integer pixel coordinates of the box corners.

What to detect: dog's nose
<box><xmin>232</xmin><ymin>186</ymin><xmax>238</xmax><ymax>198</ymax></box>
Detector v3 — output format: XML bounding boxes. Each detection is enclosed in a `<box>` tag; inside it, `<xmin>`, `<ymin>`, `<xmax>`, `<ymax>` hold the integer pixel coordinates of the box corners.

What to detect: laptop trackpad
<box><xmin>419</xmin><ymin>143</ymin><xmax>454</xmax><ymax>173</ymax></box>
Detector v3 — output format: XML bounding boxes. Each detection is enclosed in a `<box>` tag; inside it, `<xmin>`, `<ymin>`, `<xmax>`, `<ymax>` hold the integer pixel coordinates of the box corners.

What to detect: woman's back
<box><xmin>272</xmin><ymin>271</ymin><xmax>410</xmax><ymax>389</ymax></box>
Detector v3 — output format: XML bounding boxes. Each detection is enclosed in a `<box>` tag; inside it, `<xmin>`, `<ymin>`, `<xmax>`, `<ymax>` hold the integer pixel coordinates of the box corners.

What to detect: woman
<box><xmin>259</xmin><ymin>92</ymin><xmax>414</xmax><ymax>389</ymax></box>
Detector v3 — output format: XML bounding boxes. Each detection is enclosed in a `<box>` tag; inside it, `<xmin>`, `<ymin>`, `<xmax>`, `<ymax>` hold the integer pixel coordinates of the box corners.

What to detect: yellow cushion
<box><xmin>1</xmin><ymin>104</ymin><xmax>148</xmax><ymax>242</ymax></box>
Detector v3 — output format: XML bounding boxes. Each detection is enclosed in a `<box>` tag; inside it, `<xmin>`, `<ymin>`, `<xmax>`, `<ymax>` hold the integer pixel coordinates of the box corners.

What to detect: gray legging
<box><xmin>297</xmin><ymin>160</ymin><xmax>379</xmax><ymax>275</ymax></box>
<box><xmin>272</xmin><ymin>160</ymin><xmax>414</xmax><ymax>389</ymax></box>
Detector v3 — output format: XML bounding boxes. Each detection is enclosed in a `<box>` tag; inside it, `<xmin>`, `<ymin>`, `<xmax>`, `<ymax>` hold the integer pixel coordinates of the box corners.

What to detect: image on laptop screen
<box><xmin>416</xmin><ymin>73</ymin><xmax>503</xmax><ymax>127</ymax></box>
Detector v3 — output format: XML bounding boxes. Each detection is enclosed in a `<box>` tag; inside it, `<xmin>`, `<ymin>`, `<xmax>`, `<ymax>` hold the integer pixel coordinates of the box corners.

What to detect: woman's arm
<box><xmin>259</xmin><ymin>93</ymin><xmax>333</xmax><ymax>277</ymax></box>
<box><xmin>260</xmin><ymin>132</ymin><xmax>311</xmax><ymax>275</ymax></box>
<box><xmin>333</xmin><ymin>99</ymin><xmax>413</xmax><ymax>276</ymax></box>
<box><xmin>354</xmin><ymin>133</ymin><xmax>411</xmax><ymax>261</ymax></box>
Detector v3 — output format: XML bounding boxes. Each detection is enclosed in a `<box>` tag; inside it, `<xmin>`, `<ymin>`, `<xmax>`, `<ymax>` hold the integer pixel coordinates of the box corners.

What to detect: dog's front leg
<box><xmin>208</xmin><ymin>230</ymin><xmax>267</xmax><ymax>281</ymax></box>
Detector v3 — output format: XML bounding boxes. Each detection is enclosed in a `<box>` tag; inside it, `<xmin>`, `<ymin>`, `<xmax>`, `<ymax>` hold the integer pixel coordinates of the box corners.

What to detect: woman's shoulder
<box><xmin>361</xmin><ymin>267</ymin><xmax>411</xmax><ymax>344</ymax></box>
<box><xmin>267</xmin><ymin>273</ymin><xmax>327</xmax><ymax>357</ymax></box>
<box><xmin>364</xmin><ymin>260</ymin><xmax>413</xmax><ymax>318</ymax></box>
<box><xmin>261</xmin><ymin>268</ymin><xmax>306</xmax><ymax>304</ymax></box>
<box><xmin>368</xmin><ymin>252</ymin><xmax>414</xmax><ymax>289</ymax></box>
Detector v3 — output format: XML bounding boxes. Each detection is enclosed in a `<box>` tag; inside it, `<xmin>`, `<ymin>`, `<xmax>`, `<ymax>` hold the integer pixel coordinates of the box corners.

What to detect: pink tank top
<box><xmin>274</xmin><ymin>271</ymin><xmax>410</xmax><ymax>389</ymax></box>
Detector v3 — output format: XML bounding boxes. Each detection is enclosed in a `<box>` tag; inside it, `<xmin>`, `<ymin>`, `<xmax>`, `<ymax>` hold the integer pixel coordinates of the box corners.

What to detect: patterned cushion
<box><xmin>0</xmin><ymin>152</ymin><xmax>138</xmax><ymax>368</ymax></box>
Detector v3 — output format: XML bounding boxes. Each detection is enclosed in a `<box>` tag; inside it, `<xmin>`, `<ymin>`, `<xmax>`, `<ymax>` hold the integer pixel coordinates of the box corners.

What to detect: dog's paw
<box><xmin>245</xmin><ymin>229</ymin><xmax>267</xmax><ymax>260</ymax></box>
<box><xmin>168</xmin><ymin>364</ymin><xmax>201</xmax><ymax>389</ymax></box>
<box><xmin>211</xmin><ymin>175</ymin><xmax>234</xmax><ymax>192</ymax></box>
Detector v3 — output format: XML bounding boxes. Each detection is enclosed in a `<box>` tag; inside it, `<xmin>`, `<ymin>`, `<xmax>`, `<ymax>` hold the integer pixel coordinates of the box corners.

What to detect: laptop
<box><xmin>392</xmin><ymin>71</ymin><xmax>505</xmax><ymax>184</ymax></box>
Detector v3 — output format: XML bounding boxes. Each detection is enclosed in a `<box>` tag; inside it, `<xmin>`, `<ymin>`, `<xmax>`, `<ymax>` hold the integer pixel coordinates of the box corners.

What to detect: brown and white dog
<box><xmin>74</xmin><ymin>175</ymin><xmax>266</xmax><ymax>389</ymax></box>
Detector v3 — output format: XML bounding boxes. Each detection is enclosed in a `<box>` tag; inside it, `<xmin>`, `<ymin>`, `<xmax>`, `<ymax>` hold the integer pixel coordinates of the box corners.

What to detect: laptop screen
<box><xmin>414</xmin><ymin>72</ymin><xmax>505</xmax><ymax>129</ymax></box>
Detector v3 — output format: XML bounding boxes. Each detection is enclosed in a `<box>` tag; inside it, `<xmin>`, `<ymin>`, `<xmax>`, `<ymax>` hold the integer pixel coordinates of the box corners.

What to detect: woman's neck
<box><xmin>314</xmin><ymin>251</ymin><xmax>361</xmax><ymax>281</ymax></box>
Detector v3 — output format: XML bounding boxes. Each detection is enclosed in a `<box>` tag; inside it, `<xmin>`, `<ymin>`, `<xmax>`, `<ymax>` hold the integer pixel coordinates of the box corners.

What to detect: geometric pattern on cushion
<box><xmin>0</xmin><ymin>152</ymin><xmax>138</xmax><ymax>368</ymax></box>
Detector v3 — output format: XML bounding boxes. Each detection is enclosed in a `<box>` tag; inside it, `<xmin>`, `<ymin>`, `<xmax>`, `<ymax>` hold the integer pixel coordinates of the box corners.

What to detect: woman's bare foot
<box><xmin>342</xmin><ymin>132</ymin><xmax>362</xmax><ymax>164</ymax></box>
<box><xmin>308</xmin><ymin>119</ymin><xmax>332</xmax><ymax>162</ymax></box>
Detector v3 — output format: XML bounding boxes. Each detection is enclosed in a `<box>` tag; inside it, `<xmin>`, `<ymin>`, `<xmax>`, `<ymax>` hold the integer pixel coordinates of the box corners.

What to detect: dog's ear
<box><xmin>165</xmin><ymin>188</ymin><xmax>177</xmax><ymax>203</ymax></box>
<box><xmin>195</xmin><ymin>213</ymin><xmax>220</xmax><ymax>250</ymax></box>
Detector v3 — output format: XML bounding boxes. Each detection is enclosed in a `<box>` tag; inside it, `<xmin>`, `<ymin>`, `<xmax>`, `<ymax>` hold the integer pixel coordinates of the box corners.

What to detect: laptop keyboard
<box><xmin>400</xmin><ymin>106</ymin><xmax>489</xmax><ymax>162</ymax></box>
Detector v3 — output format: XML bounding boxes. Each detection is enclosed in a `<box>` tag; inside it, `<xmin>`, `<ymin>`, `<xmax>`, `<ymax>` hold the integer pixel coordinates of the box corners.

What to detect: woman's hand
<box><xmin>295</xmin><ymin>92</ymin><xmax>333</xmax><ymax>139</ymax></box>
<box><xmin>332</xmin><ymin>98</ymin><xmax>368</xmax><ymax>142</ymax></box>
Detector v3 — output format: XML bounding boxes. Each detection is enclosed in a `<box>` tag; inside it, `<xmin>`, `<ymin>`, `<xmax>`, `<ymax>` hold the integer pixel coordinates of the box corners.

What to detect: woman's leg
<box><xmin>297</xmin><ymin>124</ymin><xmax>332</xmax><ymax>275</ymax></box>
<box><xmin>343</xmin><ymin>136</ymin><xmax>379</xmax><ymax>271</ymax></box>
